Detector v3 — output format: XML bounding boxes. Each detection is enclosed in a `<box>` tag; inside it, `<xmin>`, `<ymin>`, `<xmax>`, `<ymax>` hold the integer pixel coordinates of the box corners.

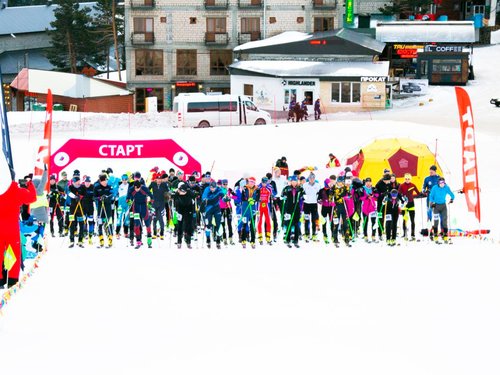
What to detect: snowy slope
<box><xmin>1</xmin><ymin>42</ymin><xmax>499</xmax><ymax>375</ymax></box>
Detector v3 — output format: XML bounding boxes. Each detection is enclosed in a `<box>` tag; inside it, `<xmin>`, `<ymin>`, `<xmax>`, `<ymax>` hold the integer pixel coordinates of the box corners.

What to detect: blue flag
<box><xmin>0</xmin><ymin>65</ymin><xmax>15</xmax><ymax>180</ymax></box>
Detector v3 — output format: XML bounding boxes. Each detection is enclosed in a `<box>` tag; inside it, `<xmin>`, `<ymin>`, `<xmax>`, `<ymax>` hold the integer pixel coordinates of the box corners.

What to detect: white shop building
<box><xmin>229</xmin><ymin>29</ymin><xmax>390</xmax><ymax>115</ymax></box>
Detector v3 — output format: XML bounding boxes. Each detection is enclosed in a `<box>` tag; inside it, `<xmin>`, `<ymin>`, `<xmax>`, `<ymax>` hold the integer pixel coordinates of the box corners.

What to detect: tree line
<box><xmin>44</xmin><ymin>0</ymin><xmax>124</xmax><ymax>78</ymax></box>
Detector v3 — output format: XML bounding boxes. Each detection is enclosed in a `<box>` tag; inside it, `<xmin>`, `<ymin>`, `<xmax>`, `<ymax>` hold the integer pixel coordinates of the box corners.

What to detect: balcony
<box><xmin>130</xmin><ymin>0</ymin><xmax>155</xmax><ymax>9</ymax></box>
<box><xmin>238</xmin><ymin>0</ymin><xmax>263</xmax><ymax>9</ymax></box>
<box><xmin>312</xmin><ymin>0</ymin><xmax>337</xmax><ymax>10</ymax></box>
<box><xmin>238</xmin><ymin>31</ymin><xmax>261</xmax><ymax>45</ymax></box>
<box><xmin>204</xmin><ymin>0</ymin><xmax>229</xmax><ymax>10</ymax></box>
<box><xmin>131</xmin><ymin>32</ymin><xmax>155</xmax><ymax>45</ymax></box>
<box><xmin>205</xmin><ymin>32</ymin><xmax>229</xmax><ymax>45</ymax></box>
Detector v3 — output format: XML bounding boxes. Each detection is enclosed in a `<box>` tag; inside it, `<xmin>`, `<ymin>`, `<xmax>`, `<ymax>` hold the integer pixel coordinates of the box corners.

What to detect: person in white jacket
<box><xmin>302</xmin><ymin>173</ymin><xmax>321</xmax><ymax>241</ymax></box>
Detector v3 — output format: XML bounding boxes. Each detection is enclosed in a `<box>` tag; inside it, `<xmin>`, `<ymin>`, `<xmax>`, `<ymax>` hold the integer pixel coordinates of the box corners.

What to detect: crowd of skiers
<box><xmin>21</xmin><ymin>158</ymin><xmax>456</xmax><ymax>251</ymax></box>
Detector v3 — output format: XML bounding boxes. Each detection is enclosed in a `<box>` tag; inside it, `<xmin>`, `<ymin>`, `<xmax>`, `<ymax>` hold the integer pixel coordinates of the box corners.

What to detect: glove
<box><xmin>431</xmin><ymin>203</ymin><xmax>436</xmax><ymax>208</ymax></box>
<box><xmin>449</xmin><ymin>199</ymin><xmax>454</xmax><ymax>204</ymax></box>
<box><xmin>248</xmin><ymin>198</ymin><xmax>255</xmax><ymax>205</ymax></box>
<box><xmin>127</xmin><ymin>199</ymin><xmax>132</xmax><ymax>206</ymax></box>
<box><xmin>223</xmin><ymin>196</ymin><xmax>230</xmax><ymax>202</ymax></box>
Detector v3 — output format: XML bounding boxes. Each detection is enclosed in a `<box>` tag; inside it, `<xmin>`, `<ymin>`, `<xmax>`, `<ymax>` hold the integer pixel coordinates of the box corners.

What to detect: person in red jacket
<box><xmin>0</xmin><ymin>156</ymin><xmax>37</xmax><ymax>288</ymax></box>
<box><xmin>398</xmin><ymin>173</ymin><xmax>420</xmax><ymax>240</ymax></box>
<box><xmin>256</xmin><ymin>177</ymin><xmax>274</xmax><ymax>245</ymax></box>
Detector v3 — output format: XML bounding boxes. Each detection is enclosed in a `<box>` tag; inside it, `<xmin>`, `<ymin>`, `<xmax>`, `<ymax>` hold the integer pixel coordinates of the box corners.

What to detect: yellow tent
<box><xmin>345</xmin><ymin>138</ymin><xmax>443</xmax><ymax>189</ymax></box>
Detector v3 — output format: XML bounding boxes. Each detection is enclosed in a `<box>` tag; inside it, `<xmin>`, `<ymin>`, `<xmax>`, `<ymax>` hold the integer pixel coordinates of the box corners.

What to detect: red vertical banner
<box><xmin>455</xmin><ymin>87</ymin><xmax>481</xmax><ymax>222</ymax></box>
<box><xmin>34</xmin><ymin>89</ymin><xmax>53</xmax><ymax>185</ymax></box>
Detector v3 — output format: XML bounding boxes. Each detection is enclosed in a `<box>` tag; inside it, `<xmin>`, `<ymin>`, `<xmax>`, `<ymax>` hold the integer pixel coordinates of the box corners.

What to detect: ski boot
<box><xmin>229</xmin><ymin>237</ymin><xmax>235</xmax><ymax>245</ymax></box>
<box><xmin>241</xmin><ymin>240</ymin><xmax>246</xmax><ymax>249</ymax></box>
<box><xmin>147</xmin><ymin>237</ymin><xmax>152</xmax><ymax>248</ymax></box>
<box><xmin>251</xmin><ymin>242</ymin><xmax>256</xmax><ymax>249</ymax></box>
<box><xmin>98</xmin><ymin>235</ymin><xmax>105</xmax><ymax>248</ymax></box>
<box><xmin>293</xmin><ymin>242</ymin><xmax>300</xmax><ymax>248</ymax></box>
<box><xmin>216</xmin><ymin>242</ymin><xmax>221</xmax><ymax>249</ymax></box>
<box><xmin>323</xmin><ymin>236</ymin><xmax>330</xmax><ymax>244</ymax></box>
<box><xmin>69</xmin><ymin>241</ymin><xmax>75</xmax><ymax>248</ymax></box>
<box><xmin>77</xmin><ymin>241</ymin><xmax>84</xmax><ymax>248</ymax></box>
<box><xmin>135</xmin><ymin>241</ymin><xmax>142</xmax><ymax>249</ymax></box>
<box><xmin>106</xmin><ymin>235</ymin><xmax>113</xmax><ymax>248</ymax></box>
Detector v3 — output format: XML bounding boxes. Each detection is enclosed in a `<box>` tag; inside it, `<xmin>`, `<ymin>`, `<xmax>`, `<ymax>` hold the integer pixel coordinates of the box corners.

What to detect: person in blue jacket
<box><xmin>422</xmin><ymin>165</ymin><xmax>441</xmax><ymax>232</ymax></box>
<box><xmin>201</xmin><ymin>181</ymin><xmax>224</xmax><ymax>248</ymax></box>
<box><xmin>429</xmin><ymin>177</ymin><xmax>455</xmax><ymax>242</ymax></box>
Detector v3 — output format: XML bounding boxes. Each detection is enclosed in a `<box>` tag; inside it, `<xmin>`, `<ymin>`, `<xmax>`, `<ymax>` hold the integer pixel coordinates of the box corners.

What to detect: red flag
<box><xmin>455</xmin><ymin>87</ymin><xmax>481</xmax><ymax>222</ymax></box>
<box><xmin>34</xmin><ymin>89</ymin><xmax>53</xmax><ymax>184</ymax></box>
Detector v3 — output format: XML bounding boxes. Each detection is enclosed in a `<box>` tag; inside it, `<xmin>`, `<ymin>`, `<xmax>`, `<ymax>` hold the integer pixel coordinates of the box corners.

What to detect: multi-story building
<box><xmin>125</xmin><ymin>0</ymin><xmax>348</xmax><ymax>111</ymax></box>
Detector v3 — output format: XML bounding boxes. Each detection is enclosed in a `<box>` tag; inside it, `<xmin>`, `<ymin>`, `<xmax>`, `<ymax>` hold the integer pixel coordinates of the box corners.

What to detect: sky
<box><xmin>0</xmin><ymin>33</ymin><xmax>499</xmax><ymax>375</ymax></box>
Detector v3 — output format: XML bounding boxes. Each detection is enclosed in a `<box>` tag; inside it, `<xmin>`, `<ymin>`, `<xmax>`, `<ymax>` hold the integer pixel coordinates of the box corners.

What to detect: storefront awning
<box><xmin>229</xmin><ymin>60</ymin><xmax>390</xmax><ymax>79</ymax></box>
<box><xmin>376</xmin><ymin>21</ymin><xmax>476</xmax><ymax>43</ymax></box>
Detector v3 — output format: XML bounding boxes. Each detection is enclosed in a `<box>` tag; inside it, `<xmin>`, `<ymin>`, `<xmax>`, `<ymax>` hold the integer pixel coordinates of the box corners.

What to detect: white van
<box><xmin>173</xmin><ymin>93</ymin><xmax>272</xmax><ymax>128</ymax></box>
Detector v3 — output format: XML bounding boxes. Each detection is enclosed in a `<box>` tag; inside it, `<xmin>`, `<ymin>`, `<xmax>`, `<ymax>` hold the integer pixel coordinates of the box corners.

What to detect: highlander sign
<box><xmin>282</xmin><ymin>80</ymin><xmax>316</xmax><ymax>86</ymax></box>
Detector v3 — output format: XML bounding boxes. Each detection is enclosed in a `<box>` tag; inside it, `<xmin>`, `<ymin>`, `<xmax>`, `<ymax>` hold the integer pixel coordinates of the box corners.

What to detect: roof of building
<box><xmin>376</xmin><ymin>21</ymin><xmax>476</xmax><ymax>43</ymax></box>
<box><xmin>0</xmin><ymin>49</ymin><xmax>55</xmax><ymax>75</ymax></box>
<box><xmin>10</xmin><ymin>68</ymin><xmax>132</xmax><ymax>98</ymax></box>
<box><xmin>234</xmin><ymin>28</ymin><xmax>386</xmax><ymax>56</ymax></box>
<box><xmin>229</xmin><ymin>60</ymin><xmax>390</xmax><ymax>79</ymax></box>
<box><xmin>0</xmin><ymin>2</ymin><xmax>96</xmax><ymax>36</ymax></box>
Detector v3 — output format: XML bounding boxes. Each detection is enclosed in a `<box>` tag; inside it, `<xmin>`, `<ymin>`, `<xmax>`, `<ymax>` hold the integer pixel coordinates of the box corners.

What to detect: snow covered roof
<box><xmin>10</xmin><ymin>68</ymin><xmax>132</xmax><ymax>98</ymax></box>
<box><xmin>376</xmin><ymin>21</ymin><xmax>476</xmax><ymax>43</ymax></box>
<box><xmin>234</xmin><ymin>31</ymin><xmax>311</xmax><ymax>51</ymax></box>
<box><xmin>229</xmin><ymin>60</ymin><xmax>390</xmax><ymax>78</ymax></box>
<box><xmin>0</xmin><ymin>2</ymin><xmax>97</xmax><ymax>36</ymax></box>
<box><xmin>234</xmin><ymin>29</ymin><xmax>386</xmax><ymax>56</ymax></box>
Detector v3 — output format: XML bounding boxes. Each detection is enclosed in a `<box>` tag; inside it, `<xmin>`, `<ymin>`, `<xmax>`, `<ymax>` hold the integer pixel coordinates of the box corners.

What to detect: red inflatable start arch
<box><xmin>50</xmin><ymin>139</ymin><xmax>202</xmax><ymax>177</ymax></box>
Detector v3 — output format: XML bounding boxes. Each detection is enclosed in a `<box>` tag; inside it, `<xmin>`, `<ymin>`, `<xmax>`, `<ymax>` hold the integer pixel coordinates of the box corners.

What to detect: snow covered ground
<box><xmin>1</xmin><ymin>39</ymin><xmax>500</xmax><ymax>375</ymax></box>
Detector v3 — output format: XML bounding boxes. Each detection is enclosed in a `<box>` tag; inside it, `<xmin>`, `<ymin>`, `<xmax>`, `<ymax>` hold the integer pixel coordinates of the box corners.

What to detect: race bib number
<box><xmin>130</xmin><ymin>212</ymin><xmax>134</xmax><ymax>219</ymax></box>
<box><xmin>377</xmin><ymin>212</ymin><xmax>383</xmax><ymax>219</ymax></box>
<box><xmin>242</xmin><ymin>217</ymin><xmax>248</xmax><ymax>224</ymax></box>
<box><xmin>49</xmin><ymin>207</ymin><xmax>53</xmax><ymax>214</ymax></box>
<box><xmin>261</xmin><ymin>202</ymin><xmax>267</xmax><ymax>208</ymax></box>
<box><xmin>236</xmin><ymin>214</ymin><xmax>241</xmax><ymax>221</ymax></box>
<box><xmin>433</xmin><ymin>213</ymin><xmax>441</xmax><ymax>221</ymax></box>
<box><xmin>304</xmin><ymin>214</ymin><xmax>311</xmax><ymax>220</ymax></box>
<box><xmin>385</xmin><ymin>214</ymin><xmax>392</xmax><ymax>222</ymax></box>
<box><xmin>97</xmin><ymin>218</ymin><xmax>103</xmax><ymax>225</ymax></box>
<box><xmin>69</xmin><ymin>214</ymin><xmax>75</xmax><ymax>221</ymax></box>
<box><xmin>133</xmin><ymin>213</ymin><xmax>140</xmax><ymax>220</ymax></box>
<box><xmin>177</xmin><ymin>213</ymin><xmax>183</xmax><ymax>221</ymax></box>
<box><xmin>333</xmin><ymin>218</ymin><xmax>339</xmax><ymax>225</ymax></box>
<box><xmin>284</xmin><ymin>213</ymin><xmax>291</xmax><ymax>221</ymax></box>
<box><xmin>369</xmin><ymin>212</ymin><xmax>377</xmax><ymax>219</ymax></box>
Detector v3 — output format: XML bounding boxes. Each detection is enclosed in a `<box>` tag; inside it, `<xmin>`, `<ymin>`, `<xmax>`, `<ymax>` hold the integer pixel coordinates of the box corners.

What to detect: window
<box><xmin>244</xmin><ymin>84</ymin><xmax>253</xmax><ymax>100</ymax></box>
<box><xmin>219</xmin><ymin>101</ymin><xmax>237</xmax><ymax>112</ymax></box>
<box><xmin>284</xmin><ymin>89</ymin><xmax>297</xmax><ymax>104</ymax></box>
<box><xmin>303</xmin><ymin>91</ymin><xmax>313</xmax><ymax>105</ymax></box>
<box><xmin>133</xmin><ymin>17</ymin><xmax>154</xmax><ymax>42</ymax></box>
<box><xmin>190</xmin><ymin>17</ymin><xmax>197</xmax><ymax>24</ymax></box>
<box><xmin>136</xmin><ymin>88</ymin><xmax>164</xmax><ymax>112</ymax></box>
<box><xmin>314</xmin><ymin>17</ymin><xmax>334</xmax><ymax>32</ymax></box>
<box><xmin>187</xmin><ymin>102</ymin><xmax>219</xmax><ymax>112</ymax></box>
<box><xmin>134</xmin><ymin>17</ymin><xmax>153</xmax><ymax>33</ymax></box>
<box><xmin>135</xmin><ymin>49</ymin><xmax>163</xmax><ymax>76</ymax></box>
<box><xmin>432</xmin><ymin>59</ymin><xmax>462</xmax><ymax>73</ymax></box>
<box><xmin>331</xmin><ymin>82</ymin><xmax>360</xmax><ymax>103</ymax></box>
<box><xmin>176</xmin><ymin>49</ymin><xmax>197</xmax><ymax>76</ymax></box>
<box><xmin>244</xmin><ymin>101</ymin><xmax>257</xmax><ymax>111</ymax></box>
<box><xmin>210</xmin><ymin>50</ymin><xmax>232</xmax><ymax>75</ymax></box>
<box><xmin>241</xmin><ymin>17</ymin><xmax>260</xmax><ymax>33</ymax></box>
<box><xmin>207</xmin><ymin>17</ymin><xmax>226</xmax><ymax>33</ymax></box>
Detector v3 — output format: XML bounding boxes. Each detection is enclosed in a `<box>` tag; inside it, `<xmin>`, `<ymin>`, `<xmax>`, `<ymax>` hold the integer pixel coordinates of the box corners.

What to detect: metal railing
<box><xmin>131</xmin><ymin>32</ymin><xmax>155</xmax><ymax>45</ymax></box>
<box><xmin>312</xmin><ymin>0</ymin><xmax>337</xmax><ymax>9</ymax></box>
<box><xmin>238</xmin><ymin>0</ymin><xmax>263</xmax><ymax>9</ymax></box>
<box><xmin>130</xmin><ymin>0</ymin><xmax>155</xmax><ymax>8</ymax></box>
<box><xmin>204</xmin><ymin>0</ymin><xmax>229</xmax><ymax>10</ymax></box>
<box><xmin>205</xmin><ymin>32</ymin><xmax>229</xmax><ymax>45</ymax></box>
<box><xmin>238</xmin><ymin>31</ymin><xmax>261</xmax><ymax>45</ymax></box>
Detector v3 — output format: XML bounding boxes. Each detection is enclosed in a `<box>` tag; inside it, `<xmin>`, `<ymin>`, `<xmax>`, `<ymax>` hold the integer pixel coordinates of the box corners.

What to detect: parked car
<box><xmin>401</xmin><ymin>82</ymin><xmax>422</xmax><ymax>94</ymax></box>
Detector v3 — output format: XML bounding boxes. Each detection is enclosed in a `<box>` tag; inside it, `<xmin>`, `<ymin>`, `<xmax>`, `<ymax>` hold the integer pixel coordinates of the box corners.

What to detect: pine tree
<box><xmin>46</xmin><ymin>0</ymin><xmax>101</xmax><ymax>73</ymax></box>
<box><xmin>92</xmin><ymin>0</ymin><xmax>125</xmax><ymax>80</ymax></box>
